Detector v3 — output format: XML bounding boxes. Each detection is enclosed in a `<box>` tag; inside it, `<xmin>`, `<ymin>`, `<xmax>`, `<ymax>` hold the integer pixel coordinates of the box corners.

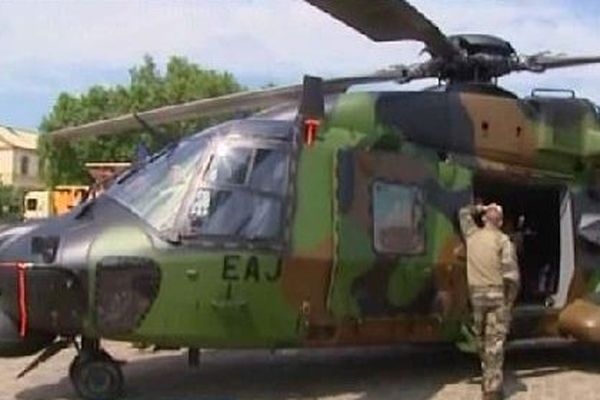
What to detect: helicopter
<box><xmin>2</xmin><ymin>0</ymin><xmax>600</xmax><ymax>399</ymax></box>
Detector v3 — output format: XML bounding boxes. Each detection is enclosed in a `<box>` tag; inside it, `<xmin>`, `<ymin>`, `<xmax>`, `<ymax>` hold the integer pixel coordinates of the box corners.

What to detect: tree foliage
<box><xmin>39</xmin><ymin>56</ymin><xmax>242</xmax><ymax>186</ymax></box>
<box><xmin>0</xmin><ymin>184</ymin><xmax>24</xmax><ymax>223</ymax></box>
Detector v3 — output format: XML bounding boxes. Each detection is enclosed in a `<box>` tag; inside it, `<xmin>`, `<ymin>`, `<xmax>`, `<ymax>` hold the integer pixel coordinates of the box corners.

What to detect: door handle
<box><xmin>210</xmin><ymin>298</ymin><xmax>248</xmax><ymax>309</ymax></box>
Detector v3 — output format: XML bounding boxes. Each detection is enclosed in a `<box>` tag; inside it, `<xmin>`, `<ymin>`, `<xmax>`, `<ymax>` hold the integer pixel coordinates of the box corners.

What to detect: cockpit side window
<box><xmin>189</xmin><ymin>189</ymin><xmax>282</xmax><ymax>240</ymax></box>
<box><xmin>249</xmin><ymin>149</ymin><xmax>289</xmax><ymax>195</ymax></box>
<box><xmin>184</xmin><ymin>141</ymin><xmax>290</xmax><ymax>244</ymax></box>
<box><xmin>204</xmin><ymin>147</ymin><xmax>253</xmax><ymax>185</ymax></box>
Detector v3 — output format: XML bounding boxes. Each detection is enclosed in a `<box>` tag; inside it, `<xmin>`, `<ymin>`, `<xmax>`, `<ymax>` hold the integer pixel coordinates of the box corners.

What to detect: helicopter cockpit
<box><xmin>106</xmin><ymin>119</ymin><xmax>296</xmax><ymax>247</ymax></box>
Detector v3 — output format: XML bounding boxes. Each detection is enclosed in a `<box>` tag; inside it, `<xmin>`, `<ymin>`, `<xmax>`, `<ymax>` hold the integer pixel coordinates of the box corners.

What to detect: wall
<box><xmin>0</xmin><ymin>148</ymin><xmax>15</xmax><ymax>185</ymax></box>
<box><xmin>11</xmin><ymin>148</ymin><xmax>41</xmax><ymax>189</ymax></box>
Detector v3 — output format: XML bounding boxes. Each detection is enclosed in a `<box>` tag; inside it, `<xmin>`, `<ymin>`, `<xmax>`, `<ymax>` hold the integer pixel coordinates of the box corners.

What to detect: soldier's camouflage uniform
<box><xmin>459</xmin><ymin>205</ymin><xmax>520</xmax><ymax>398</ymax></box>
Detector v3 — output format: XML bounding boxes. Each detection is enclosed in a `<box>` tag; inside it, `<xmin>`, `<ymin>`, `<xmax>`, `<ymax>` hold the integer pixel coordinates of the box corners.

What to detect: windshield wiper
<box><xmin>74</xmin><ymin>196</ymin><xmax>96</xmax><ymax>220</ymax></box>
<box><xmin>116</xmin><ymin>142</ymin><xmax>178</xmax><ymax>185</ymax></box>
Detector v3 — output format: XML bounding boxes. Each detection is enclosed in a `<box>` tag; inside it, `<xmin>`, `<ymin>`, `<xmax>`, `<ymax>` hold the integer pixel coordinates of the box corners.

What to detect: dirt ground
<box><xmin>2</xmin><ymin>340</ymin><xmax>600</xmax><ymax>400</ymax></box>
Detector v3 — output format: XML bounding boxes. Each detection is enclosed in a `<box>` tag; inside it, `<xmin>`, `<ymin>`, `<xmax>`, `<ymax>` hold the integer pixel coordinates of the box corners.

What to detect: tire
<box><xmin>69</xmin><ymin>350</ymin><xmax>112</xmax><ymax>381</ymax></box>
<box><xmin>70</xmin><ymin>354</ymin><xmax>124</xmax><ymax>400</ymax></box>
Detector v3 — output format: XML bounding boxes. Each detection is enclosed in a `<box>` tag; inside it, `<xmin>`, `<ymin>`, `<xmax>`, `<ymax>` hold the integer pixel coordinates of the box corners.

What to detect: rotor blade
<box><xmin>518</xmin><ymin>55</ymin><xmax>600</xmax><ymax>73</ymax></box>
<box><xmin>49</xmin><ymin>67</ymin><xmax>432</xmax><ymax>141</ymax></box>
<box><xmin>50</xmin><ymin>85</ymin><xmax>304</xmax><ymax>141</ymax></box>
<box><xmin>305</xmin><ymin>0</ymin><xmax>457</xmax><ymax>58</ymax></box>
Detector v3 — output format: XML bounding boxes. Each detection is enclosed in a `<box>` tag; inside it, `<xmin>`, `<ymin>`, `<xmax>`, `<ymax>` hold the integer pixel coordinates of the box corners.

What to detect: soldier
<box><xmin>459</xmin><ymin>203</ymin><xmax>520</xmax><ymax>400</ymax></box>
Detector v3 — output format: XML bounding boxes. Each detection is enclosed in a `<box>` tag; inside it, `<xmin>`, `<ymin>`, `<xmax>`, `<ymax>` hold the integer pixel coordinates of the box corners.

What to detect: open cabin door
<box><xmin>328</xmin><ymin>149</ymin><xmax>472</xmax><ymax>341</ymax></box>
<box><xmin>552</xmin><ymin>191</ymin><xmax>575</xmax><ymax>309</ymax></box>
<box><xmin>552</xmin><ymin>178</ymin><xmax>600</xmax><ymax>342</ymax></box>
<box><xmin>472</xmin><ymin>175</ymin><xmax>573</xmax><ymax>310</ymax></box>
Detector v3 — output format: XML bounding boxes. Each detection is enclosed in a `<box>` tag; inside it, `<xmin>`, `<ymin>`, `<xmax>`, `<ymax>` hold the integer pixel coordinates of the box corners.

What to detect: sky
<box><xmin>0</xmin><ymin>0</ymin><xmax>599</xmax><ymax>130</ymax></box>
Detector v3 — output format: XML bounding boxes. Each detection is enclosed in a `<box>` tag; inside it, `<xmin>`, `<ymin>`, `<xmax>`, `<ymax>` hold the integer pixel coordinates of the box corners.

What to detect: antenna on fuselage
<box><xmin>298</xmin><ymin>75</ymin><xmax>325</xmax><ymax>146</ymax></box>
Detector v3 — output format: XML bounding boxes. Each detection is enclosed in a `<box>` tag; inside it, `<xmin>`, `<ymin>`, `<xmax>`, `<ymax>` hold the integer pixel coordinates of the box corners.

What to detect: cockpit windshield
<box><xmin>106</xmin><ymin>119</ymin><xmax>294</xmax><ymax>245</ymax></box>
<box><xmin>106</xmin><ymin>134</ymin><xmax>210</xmax><ymax>233</ymax></box>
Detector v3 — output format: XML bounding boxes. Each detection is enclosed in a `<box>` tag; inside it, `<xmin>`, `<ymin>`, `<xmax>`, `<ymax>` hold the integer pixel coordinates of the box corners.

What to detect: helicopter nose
<box><xmin>0</xmin><ymin>306</ymin><xmax>54</xmax><ymax>357</ymax></box>
<box><xmin>0</xmin><ymin>262</ymin><xmax>55</xmax><ymax>357</ymax></box>
<box><xmin>0</xmin><ymin>260</ymin><xmax>84</xmax><ymax>357</ymax></box>
<box><xmin>0</xmin><ymin>218</ymin><xmax>91</xmax><ymax>359</ymax></box>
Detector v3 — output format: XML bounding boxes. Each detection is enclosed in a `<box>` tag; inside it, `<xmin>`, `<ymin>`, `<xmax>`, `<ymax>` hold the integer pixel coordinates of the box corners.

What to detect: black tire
<box><xmin>70</xmin><ymin>355</ymin><xmax>124</xmax><ymax>400</ymax></box>
<box><xmin>68</xmin><ymin>355</ymin><xmax>80</xmax><ymax>382</ymax></box>
<box><xmin>69</xmin><ymin>350</ymin><xmax>112</xmax><ymax>382</ymax></box>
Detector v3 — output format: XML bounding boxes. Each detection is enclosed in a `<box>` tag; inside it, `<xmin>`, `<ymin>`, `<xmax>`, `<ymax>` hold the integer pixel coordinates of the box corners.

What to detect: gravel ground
<box><xmin>1</xmin><ymin>340</ymin><xmax>600</xmax><ymax>400</ymax></box>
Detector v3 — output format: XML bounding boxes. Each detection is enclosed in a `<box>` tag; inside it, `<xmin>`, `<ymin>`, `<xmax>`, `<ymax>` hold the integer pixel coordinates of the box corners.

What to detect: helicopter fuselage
<box><xmin>2</xmin><ymin>87</ymin><xmax>600</xmax><ymax>356</ymax></box>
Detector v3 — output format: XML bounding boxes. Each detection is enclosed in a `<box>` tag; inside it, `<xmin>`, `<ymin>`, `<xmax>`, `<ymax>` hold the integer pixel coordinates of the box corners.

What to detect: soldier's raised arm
<box><xmin>458</xmin><ymin>205</ymin><xmax>482</xmax><ymax>238</ymax></box>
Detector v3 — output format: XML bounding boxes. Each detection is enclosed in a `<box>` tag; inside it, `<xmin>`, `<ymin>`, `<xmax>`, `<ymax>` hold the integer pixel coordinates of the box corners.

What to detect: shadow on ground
<box><xmin>15</xmin><ymin>342</ymin><xmax>600</xmax><ymax>400</ymax></box>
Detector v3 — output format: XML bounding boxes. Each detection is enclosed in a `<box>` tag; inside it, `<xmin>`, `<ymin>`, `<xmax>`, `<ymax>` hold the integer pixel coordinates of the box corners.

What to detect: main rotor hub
<box><xmin>449</xmin><ymin>34</ymin><xmax>516</xmax><ymax>58</ymax></box>
<box><xmin>436</xmin><ymin>34</ymin><xmax>517</xmax><ymax>84</ymax></box>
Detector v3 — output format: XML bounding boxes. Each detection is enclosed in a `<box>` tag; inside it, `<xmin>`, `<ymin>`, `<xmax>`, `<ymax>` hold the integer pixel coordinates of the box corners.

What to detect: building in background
<box><xmin>0</xmin><ymin>125</ymin><xmax>41</xmax><ymax>189</ymax></box>
<box><xmin>23</xmin><ymin>162</ymin><xmax>130</xmax><ymax>220</ymax></box>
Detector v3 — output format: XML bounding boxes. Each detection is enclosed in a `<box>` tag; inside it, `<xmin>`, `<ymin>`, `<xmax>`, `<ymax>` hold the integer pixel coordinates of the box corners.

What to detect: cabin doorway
<box><xmin>473</xmin><ymin>174</ymin><xmax>572</xmax><ymax>307</ymax></box>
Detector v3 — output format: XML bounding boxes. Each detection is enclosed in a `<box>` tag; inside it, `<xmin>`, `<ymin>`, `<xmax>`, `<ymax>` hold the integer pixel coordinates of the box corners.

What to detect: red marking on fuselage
<box><xmin>0</xmin><ymin>262</ymin><xmax>19</xmax><ymax>268</ymax></box>
<box><xmin>304</xmin><ymin>119</ymin><xmax>321</xmax><ymax>146</ymax></box>
<box><xmin>16</xmin><ymin>263</ymin><xmax>28</xmax><ymax>337</ymax></box>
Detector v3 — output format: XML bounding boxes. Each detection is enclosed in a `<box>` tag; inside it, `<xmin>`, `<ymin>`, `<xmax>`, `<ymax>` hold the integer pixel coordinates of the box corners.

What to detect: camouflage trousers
<box><xmin>469</xmin><ymin>285</ymin><xmax>511</xmax><ymax>394</ymax></box>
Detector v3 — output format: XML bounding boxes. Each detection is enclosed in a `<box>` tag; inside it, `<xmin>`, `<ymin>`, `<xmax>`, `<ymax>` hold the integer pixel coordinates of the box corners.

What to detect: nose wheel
<box><xmin>69</xmin><ymin>340</ymin><xmax>124</xmax><ymax>400</ymax></box>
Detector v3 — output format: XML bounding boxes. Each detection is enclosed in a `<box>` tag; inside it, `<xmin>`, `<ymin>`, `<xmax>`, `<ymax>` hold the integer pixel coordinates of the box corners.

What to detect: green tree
<box><xmin>0</xmin><ymin>184</ymin><xmax>24</xmax><ymax>223</ymax></box>
<box><xmin>39</xmin><ymin>55</ymin><xmax>242</xmax><ymax>186</ymax></box>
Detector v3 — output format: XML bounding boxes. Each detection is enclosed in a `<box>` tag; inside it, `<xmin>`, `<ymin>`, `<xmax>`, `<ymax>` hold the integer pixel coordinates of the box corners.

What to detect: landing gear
<box><xmin>69</xmin><ymin>339</ymin><xmax>124</xmax><ymax>400</ymax></box>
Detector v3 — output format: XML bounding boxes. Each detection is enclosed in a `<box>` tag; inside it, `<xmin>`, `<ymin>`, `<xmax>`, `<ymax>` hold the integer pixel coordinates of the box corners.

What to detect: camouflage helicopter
<box><xmin>2</xmin><ymin>0</ymin><xmax>600</xmax><ymax>399</ymax></box>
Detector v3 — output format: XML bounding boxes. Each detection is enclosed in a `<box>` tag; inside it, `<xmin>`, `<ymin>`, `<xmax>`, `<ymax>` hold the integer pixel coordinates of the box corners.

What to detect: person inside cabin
<box><xmin>458</xmin><ymin>203</ymin><xmax>521</xmax><ymax>400</ymax></box>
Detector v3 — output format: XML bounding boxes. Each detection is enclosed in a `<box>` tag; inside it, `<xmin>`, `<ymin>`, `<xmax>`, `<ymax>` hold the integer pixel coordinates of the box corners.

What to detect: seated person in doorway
<box><xmin>504</xmin><ymin>215</ymin><xmax>525</xmax><ymax>259</ymax></box>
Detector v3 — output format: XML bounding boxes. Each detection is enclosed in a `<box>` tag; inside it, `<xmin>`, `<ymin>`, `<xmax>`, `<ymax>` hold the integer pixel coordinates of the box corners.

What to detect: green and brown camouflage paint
<box><xmin>87</xmin><ymin>87</ymin><xmax>600</xmax><ymax>349</ymax></box>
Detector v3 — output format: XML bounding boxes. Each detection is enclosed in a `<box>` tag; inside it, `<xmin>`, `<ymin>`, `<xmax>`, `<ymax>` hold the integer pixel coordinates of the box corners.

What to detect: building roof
<box><xmin>0</xmin><ymin>125</ymin><xmax>38</xmax><ymax>150</ymax></box>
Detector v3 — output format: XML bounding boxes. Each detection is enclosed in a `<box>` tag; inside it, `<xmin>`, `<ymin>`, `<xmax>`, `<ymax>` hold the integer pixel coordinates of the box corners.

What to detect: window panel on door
<box><xmin>372</xmin><ymin>181</ymin><xmax>425</xmax><ymax>255</ymax></box>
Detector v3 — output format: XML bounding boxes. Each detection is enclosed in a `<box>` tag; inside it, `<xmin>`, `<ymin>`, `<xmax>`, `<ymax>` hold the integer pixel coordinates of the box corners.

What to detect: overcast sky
<box><xmin>0</xmin><ymin>0</ymin><xmax>599</xmax><ymax>130</ymax></box>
